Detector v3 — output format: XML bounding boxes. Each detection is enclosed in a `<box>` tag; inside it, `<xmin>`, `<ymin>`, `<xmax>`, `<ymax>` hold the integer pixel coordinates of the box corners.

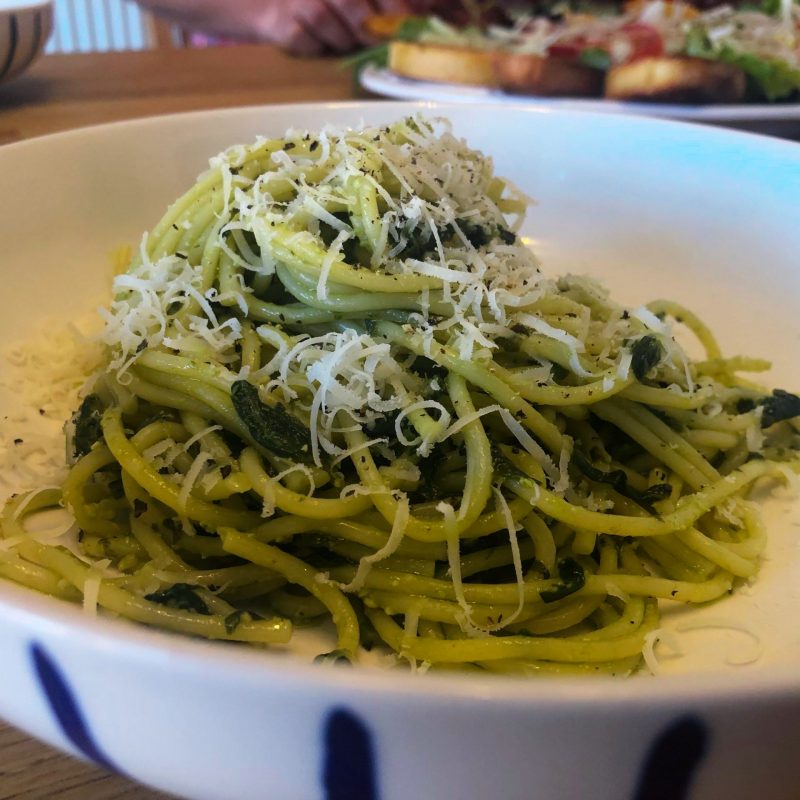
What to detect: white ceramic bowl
<box><xmin>0</xmin><ymin>0</ymin><xmax>52</xmax><ymax>84</ymax></box>
<box><xmin>1</xmin><ymin>102</ymin><xmax>800</xmax><ymax>800</ymax></box>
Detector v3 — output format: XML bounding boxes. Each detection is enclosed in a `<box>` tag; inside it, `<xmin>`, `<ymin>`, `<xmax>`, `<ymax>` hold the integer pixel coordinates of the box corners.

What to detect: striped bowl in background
<box><xmin>0</xmin><ymin>0</ymin><xmax>53</xmax><ymax>84</ymax></box>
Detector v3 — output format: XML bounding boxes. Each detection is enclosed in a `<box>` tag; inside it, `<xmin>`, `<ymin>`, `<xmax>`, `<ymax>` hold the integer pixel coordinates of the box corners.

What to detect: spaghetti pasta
<box><xmin>2</xmin><ymin>116</ymin><xmax>798</xmax><ymax>676</ymax></box>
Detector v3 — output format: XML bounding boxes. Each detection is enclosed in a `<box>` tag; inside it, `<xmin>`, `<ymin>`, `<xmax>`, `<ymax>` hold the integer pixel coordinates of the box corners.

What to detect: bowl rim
<box><xmin>2</xmin><ymin>99</ymin><xmax>800</xmax><ymax>710</ymax></box>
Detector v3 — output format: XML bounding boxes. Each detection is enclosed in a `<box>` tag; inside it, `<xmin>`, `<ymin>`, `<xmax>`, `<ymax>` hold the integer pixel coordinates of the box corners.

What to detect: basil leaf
<box><xmin>540</xmin><ymin>558</ymin><xmax>586</xmax><ymax>603</ymax></box>
<box><xmin>71</xmin><ymin>394</ymin><xmax>105</xmax><ymax>459</ymax></box>
<box><xmin>760</xmin><ymin>389</ymin><xmax>800</xmax><ymax>428</ymax></box>
<box><xmin>145</xmin><ymin>583</ymin><xmax>210</xmax><ymax>615</ymax></box>
<box><xmin>631</xmin><ymin>335</ymin><xmax>664</xmax><ymax>381</ymax></box>
<box><xmin>231</xmin><ymin>380</ymin><xmax>314</xmax><ymax>463</ymax></box>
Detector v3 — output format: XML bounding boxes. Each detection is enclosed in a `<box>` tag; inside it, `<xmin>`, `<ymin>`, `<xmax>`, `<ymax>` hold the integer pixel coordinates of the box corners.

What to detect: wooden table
<box><xmin>0</xmin><ymin>43</ymin><xmax>359</xmax><ymax>799</ymax></box>
<box><xmin>0</xmin><ymin>44</ymin><xmax>360</xmax><ymax>145</ymax></box>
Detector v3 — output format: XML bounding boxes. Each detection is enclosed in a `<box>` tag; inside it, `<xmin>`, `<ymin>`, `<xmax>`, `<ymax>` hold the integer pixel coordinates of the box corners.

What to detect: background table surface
<box><xmin>0</xmin><ymin>42</ymin><xmax>357</xmax><ymax>800</ymax></box>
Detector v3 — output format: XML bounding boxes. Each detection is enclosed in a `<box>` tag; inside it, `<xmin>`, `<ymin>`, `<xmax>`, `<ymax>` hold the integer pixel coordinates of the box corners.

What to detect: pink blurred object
<box><xmin>188</xmin><ymin>31</ymin><xmax>237</xmax><ymax>47</ymax></box>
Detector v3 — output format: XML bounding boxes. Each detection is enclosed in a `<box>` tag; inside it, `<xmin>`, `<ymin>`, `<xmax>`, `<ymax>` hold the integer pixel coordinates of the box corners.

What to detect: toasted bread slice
<box><xmin>493</xmin><ymin>52</ymin><xmax>604</xmax><ymax>97</ymax></box>
<box><xmin>389</xmin><ymin>41</ymin><xmax>497</xmax><ymax>87</ymax></box>
<box><xmin>605</xmin><ymin>57</ymin><xmax>746</xmax><ymax>103</ymax></box>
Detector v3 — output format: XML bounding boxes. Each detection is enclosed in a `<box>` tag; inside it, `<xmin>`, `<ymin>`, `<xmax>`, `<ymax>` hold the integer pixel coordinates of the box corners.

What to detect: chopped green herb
<box><xmin>313</xmin><ymin>649</ymin><xmax>353</xmax><ymax>666</ymax></box>
<box><xmin>631</xmin><ymin>335</ymin><xmax>664</xmax><ymax>381</ymax></box>
<box><xmin>760</xmin><ymin>389</ymin><xmax>800</xmax><ymax>428</ymax></box>
<box><xmin>145</xmin><ymin>583</ymin><xmax>210</xmax><ymax>615</ymax></box>
<box><xmin>224</xmin><ymin>609</ymin><xmax>252</xmax><ymax>635</ymax></box>
<box><xmin>409</xmin><ymin>355</ymin><xmax>448</xmax><ymax>380</ymax></box>
<box><xmin>231</xmin><ymin>380</ymin><xmax>314</xmax><ymax>463</ymax></box>
<box><xmin>540</xmin><ymin>558</ymin><xmax>585</xmax><ymax>603</ymax></box>
<box><xmin>71</xmin><ymin>394</ymin><xmax>105</xmax><ymax>459</ymax></box>
<box><xmin>574</xmin><ymin>450</ymin><xmax>671</xmax><ymax>510</ymax></box>
<box><xmin>497</xmin><ymin>226</ymin><xmax>517</xmax><ymax>245</ymax></box>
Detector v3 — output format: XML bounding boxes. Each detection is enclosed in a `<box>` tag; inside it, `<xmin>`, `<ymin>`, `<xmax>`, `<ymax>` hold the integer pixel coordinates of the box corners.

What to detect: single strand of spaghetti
<box><xmin>128</xmin><ymin>563</ymin><xmax>284</xmax><ymax>594</ymax></box>
<box><xmin>14</xmin><ymin>538</ymin><xmax>291</xmax><ymax>643</ymax></box>
<box><xmin>102</xmin><ymin>409</ymin><xmax>261</xmax><ymax>530</ymax></box>
<box><xmin>241</xmin><ymin>321</ymin><xmax>262</xmax><ymax>373</ymax></box>
<box><xmin>219</xmin><ymin>527</ymin><xmax>359</xmax><ymax>654</ymax></box>
<box><xmin>647</xmin><ymin>299</ymin><xmax>721</xmax><ymax>359</ymax></box>
<box><xmin>270</xmin><ymin>588</ymin><xmax>328</xmax><ymax>621</ymax></box>
<box><xmin>352</xmin><ymin>175</ymin><xmax>382</xmax><ymax>254</ymax></box>
<box><xmin>365</xmin><ymin>606</ymin><xmax>653</xmax><ymax>664</ymax></box>
<box><xmin>360</xmin><ymin>591</ymin><xmax>542</xmax><ymax>628</ymax></box>
<box><xmin>62</xmin><ymin>445</ymin><xmax>125</xmax><ymax>538</ymax></box>
<box><xmin>586</xmin><ymin>572</ymin><xmax>732</xmax><ymax>603</ymax></box>
<box><xmin>480</xmin><ymin>655</ymin><xmax>642</xmax><ymax>677</ymax></box>
<box><xmin>399</xmin><ymin>496</ymin><xmax>533</xmax><ymax>540</ymax></box>
<box><xmin>328</xmin><ymin>563</ymin><xmax>625</xmax><ymax>607</ymax></box>
<box><xmin>668</xmin><ymin>409</ymin><xmax>755</xmax><ymax>433</ymax></box>
<box><xmin>312</xmin><ymin>519</ymin><xmax>446</xmax><ymax>560</ymax></box>
<box><xmin>684</xmin><ymin>429</ymin><xmax>741</xmax><ymax>451</ymax></box>
<box><xmin>199</xmin><ymin>472</ymin><xmax>253</xmax><ymax>502</ymax></box>
<box><xmin>516</xmin><ymin>596</ymin><xmax>606</xmax><ymax>636</ymax></box>
<box><xmin>275</xmin><ymin>262</ymin><xmax>446</xmax><ymax>314</ymax></box>
<box><xmin>598</xmin><ymin>539</ymin><xmax>618</xmax><ymax>574</ymax></box>
<box><xmin>499</xmin><ymin>368</ymin><xmax>631</xmax><ymax>407</ymax></box>
<box><xmin>517</xmin><ymin>334</ymin><xmax>595</xmax><ymax>376</ymax></box>
<box><xmin>695</xmin><ymin>356</ymin><xmax>771</xmax><ymax>376</ymax></box>
<box><xmin>131</xmin><ymin>419</ymin><xmax>190</xmax><ymax>450</ymax></box>
<box><xmin>240</xmin><ymin>448</ymin><xmax>372</xmax><ymax>519</ymax></box>
<box><xmin>521</xmin><ymin>513</ymin><xmax>557</xmax><ymax>573</ymax></box>
<box><xmin>620</xmin><ymin>384</ymin><xmax>712</xmax><ymax>410</ymax></box>
<box><xmin>459</xmin><ymin>538</ymin><xmax>536</xmax><ymax>579</ymax></box>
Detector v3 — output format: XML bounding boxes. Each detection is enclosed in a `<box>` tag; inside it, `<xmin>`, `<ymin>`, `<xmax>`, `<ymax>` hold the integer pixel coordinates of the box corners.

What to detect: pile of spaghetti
<box><xmin>2</xmin><ymin>116</ymin><xmax>799</xmax><ymax>676</ymax></box>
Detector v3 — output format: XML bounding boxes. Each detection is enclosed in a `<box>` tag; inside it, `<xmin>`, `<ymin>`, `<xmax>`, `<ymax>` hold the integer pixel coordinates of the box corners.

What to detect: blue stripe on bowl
<box><xmin>28</xmin><ymin>10</ymin><xmax>43</xmax><ymax>65</ymax></box>
<box><xmin>633</xmin><ymin>715</ymin><xmax>709</xmax><ymax>800</ymax></box>
<box><xmin>323</xmin><ymin>707</ymin><xmax>379</xmax><ymax>800</ymax></box>
<box><xmin>0</xmin><ymin>14</ymin><xmax>18</xmax><ymax>81</ymax></box>
<box><xmin>30</xmin><ymin>643</ymin><xmax>121</xmax><ymax>774</ymax></box>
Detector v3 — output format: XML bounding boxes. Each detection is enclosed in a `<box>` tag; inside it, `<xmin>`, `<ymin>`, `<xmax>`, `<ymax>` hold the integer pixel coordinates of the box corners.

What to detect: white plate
<box><xmin>1</xmin><ymin>102</ymin><xmax>800</xmax><ymax>800</ymax></box>
<box><xmin>361</xmin><ymin>64</ymin><xmax>800</xmax><ymax>137</ymax></box>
